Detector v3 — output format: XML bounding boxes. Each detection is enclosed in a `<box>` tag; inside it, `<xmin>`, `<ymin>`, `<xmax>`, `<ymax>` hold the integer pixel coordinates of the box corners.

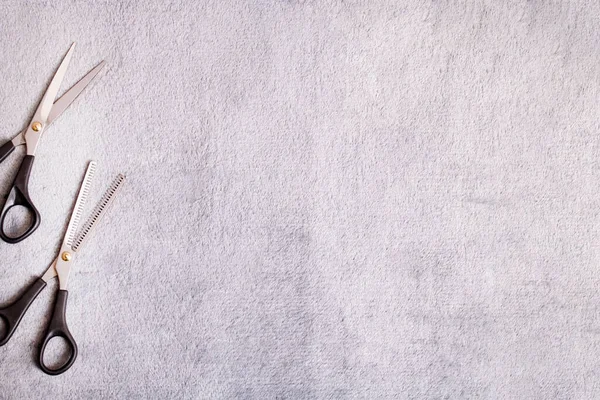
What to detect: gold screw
<box><xmin>31</xmin><ymin>122</ymin><xmax>42</xmax><ymax>132</ymax></box>
<box><xmin>61</xmin><ymin>252</ymin><xmax>72</xmax><ymax>262</ymax></box>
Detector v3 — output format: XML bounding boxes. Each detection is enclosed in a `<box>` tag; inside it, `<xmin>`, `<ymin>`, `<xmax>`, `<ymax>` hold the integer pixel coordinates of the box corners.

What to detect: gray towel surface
<box><xmin>0</xmin><ymin>1</ymin><xmax>599</xmax><ymax>399</ymax></box>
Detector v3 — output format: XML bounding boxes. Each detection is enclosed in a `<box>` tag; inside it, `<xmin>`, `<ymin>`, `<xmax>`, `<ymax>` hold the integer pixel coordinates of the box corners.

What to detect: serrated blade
<box><xmin>65</xmin><ymin>161</ymin><xmax>96</xmax><ymax>248</ymax></box>
<box><xmin>72</xmin><ymin>173</ymin><xmax>125</xmax><ymax>252</ymax></box>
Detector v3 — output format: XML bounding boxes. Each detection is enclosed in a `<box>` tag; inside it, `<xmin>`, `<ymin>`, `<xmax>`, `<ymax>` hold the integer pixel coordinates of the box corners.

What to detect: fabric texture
<box><xmin>0</xmin><ymin>1</ymin><xmax>599</xmax><ymax>398</ymax></box>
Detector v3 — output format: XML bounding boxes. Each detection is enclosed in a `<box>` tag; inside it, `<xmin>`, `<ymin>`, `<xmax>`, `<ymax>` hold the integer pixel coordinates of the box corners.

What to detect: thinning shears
<box><xmin>0</xmin><ymin>43</ymin><xmax>105</xmax><ymax>243</ymax></box>
<box><xmin>0</xmin><ymin>161</ymin><xmax>125</xmax><ymax>375</ymax></box>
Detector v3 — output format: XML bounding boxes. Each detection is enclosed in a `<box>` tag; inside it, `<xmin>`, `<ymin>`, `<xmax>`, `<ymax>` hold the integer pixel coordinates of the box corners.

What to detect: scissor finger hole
<box><xmin>42</xmin><ymin>336</ymin><xmax>73</xmax><ymax>370</ymax></box>
<box><xmin>2</xmin><ymin>205</ymin><xmax>34</xmax><ymax>238</ymax></box>
<box><xmin>0</xmin><ymin>315</ymin><xmax>7</xmax><ymax>341</ymax></box>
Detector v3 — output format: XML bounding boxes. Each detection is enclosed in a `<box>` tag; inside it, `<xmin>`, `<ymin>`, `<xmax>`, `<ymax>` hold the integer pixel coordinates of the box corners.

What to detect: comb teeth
<box><xmin>66</xmin><ymin>162</ymin><xmax>96</xmax><ymax>247</ymax></box>
<box><xmin>72</xmin><ymin>174</ymin><xmax>125</xmax><ymax>252</ymax></box>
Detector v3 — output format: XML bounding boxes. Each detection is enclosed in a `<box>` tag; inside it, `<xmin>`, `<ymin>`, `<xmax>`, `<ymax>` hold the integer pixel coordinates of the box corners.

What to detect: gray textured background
<box><xmin>0</xmin><ymin>1</ymin><xmax>599</xmax><ymax>399</ymax></box>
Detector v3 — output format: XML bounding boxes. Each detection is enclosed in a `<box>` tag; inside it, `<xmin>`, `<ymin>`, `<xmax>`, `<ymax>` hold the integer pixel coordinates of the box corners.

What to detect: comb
<box><xmin>72</xmin><ymin>173</ymin><xmax>125</xmax><ymax>252</ymax></box>
<box><xmin>65</xmin><ymin>161</ymin><xmax>96</xmax><ymax>248</ymax></box>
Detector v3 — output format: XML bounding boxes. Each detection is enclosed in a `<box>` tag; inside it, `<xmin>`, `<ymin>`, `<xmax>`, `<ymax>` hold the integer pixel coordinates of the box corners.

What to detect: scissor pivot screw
<box><xmin>61</xmin><ymin>252</ymin><xmax>72</xmax><ymax>262</ymax></box>
<box><xmin>31</xmin><ymin>122</ymin><xmax>42</xmax><ymax>132</ymax></box>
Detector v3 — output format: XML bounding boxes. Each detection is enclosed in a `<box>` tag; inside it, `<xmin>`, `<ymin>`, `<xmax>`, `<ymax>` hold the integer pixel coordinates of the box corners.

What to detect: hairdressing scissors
<box><xmin>0</xmin><ymin>43</ymin><xmax>105</xmax><ymax>243</ymax></box>
<box><xmin>0</xmin><ymin>162</ymin><xmax>125</xmax><ymax>375</ymax></box>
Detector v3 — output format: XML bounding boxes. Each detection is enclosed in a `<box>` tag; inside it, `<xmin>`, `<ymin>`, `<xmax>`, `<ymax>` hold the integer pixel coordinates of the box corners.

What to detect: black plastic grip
<box><xmin>0</xmin><ymin>155</ymin><xmax>41</xmax><ymax>243</ymax></box>
<box><xmin>0</xmin><ymin>141</ymin><xmax>15</xmax><ymax>163</ymax></box>
<box><xmin>0</xmin><ymin>278</ymin><xmax>47</xmax><ymax>346</ymax></box>
<box><xmin>39</xmin><ymin>290</ymin><xmax>78</xmax><ymax>375</ymax></box>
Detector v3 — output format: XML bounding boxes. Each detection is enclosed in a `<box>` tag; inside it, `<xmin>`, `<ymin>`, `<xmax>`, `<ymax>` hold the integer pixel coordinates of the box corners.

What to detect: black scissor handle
<box><xmin>0</xmin><ymin>278</ymin><xmax>47</xmax><ymax>346</ymax></box>
<box><xmin>39</xmin><ymin>290</ymin><xmax>78</xmax><ymax>376</ymax></box>
<box><xmin>0</xmin><ymin>155</ymin><xmax>41</xmax><ymax>243</ymax></box>
<box><xmin>0</xmin><ymin>141</ymin><xmax>16</xmax><ymax>163</ymax></box>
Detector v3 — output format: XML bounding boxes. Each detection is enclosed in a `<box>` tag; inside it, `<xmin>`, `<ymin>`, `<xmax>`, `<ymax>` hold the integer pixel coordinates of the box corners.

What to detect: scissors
<box><xmin>0</xmin><ymin>43</ymin><xmax>105</xmax><ymax>243</ymax></box>
<box><xmin>0</xmin><ymin>162</ymin><xmax>125</xmax><ymax>375</ymax></box>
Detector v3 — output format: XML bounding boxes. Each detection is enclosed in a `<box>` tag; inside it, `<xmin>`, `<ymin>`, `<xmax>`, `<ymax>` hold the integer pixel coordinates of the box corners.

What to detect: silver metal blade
<box><xmin>47</xmin><ymin>60</ymin><xmax>106</xmax><ymax>124</ymax></box>
<box><xmin>10</xmin><ymin>58</ymin><xmax>105</xmax><ymax>148</ymax></box>
<box><xmin>24</xmin><ymin>44</ymin><xmax>77</xmax><ymax>155</ymax></box>
<box><xmin>64</xmin><ymin>161</ymin><xmax>96</xmax><ymax>248</ymax></box>
<box><xmin>37</xmin><ymin>43</ymin><xmax>76</xmax><ymax>123</ymax></box>
<box><xmin>72</xmin><ymin>173</ymin><xmax>125</xmax><ymax>252</ymax></box>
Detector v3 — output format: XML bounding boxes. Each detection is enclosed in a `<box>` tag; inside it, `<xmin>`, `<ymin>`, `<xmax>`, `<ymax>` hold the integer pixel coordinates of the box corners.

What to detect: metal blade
<box><xmin>10</xmin><ymin>58</ymin><xmax>105</xmax><ymax>148</ymax></box>
<box><xmin>64</xmin><ymin>161</ymin><xmax>96</xmax><ymax>249</ymax></box>
<box><xmin>72</xmin><ymin>173</ymin><xmax>125</xmax><ymax>252</ymax></box>
<box><xmin>47</xmin><ymin>60</ymin><xmax>106</xmax><ymax>124</ymax></box>
<box><xmin>36</xmin><ymin>43</ymin><xmax>76</xmax><ymax>123</ymax></box>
